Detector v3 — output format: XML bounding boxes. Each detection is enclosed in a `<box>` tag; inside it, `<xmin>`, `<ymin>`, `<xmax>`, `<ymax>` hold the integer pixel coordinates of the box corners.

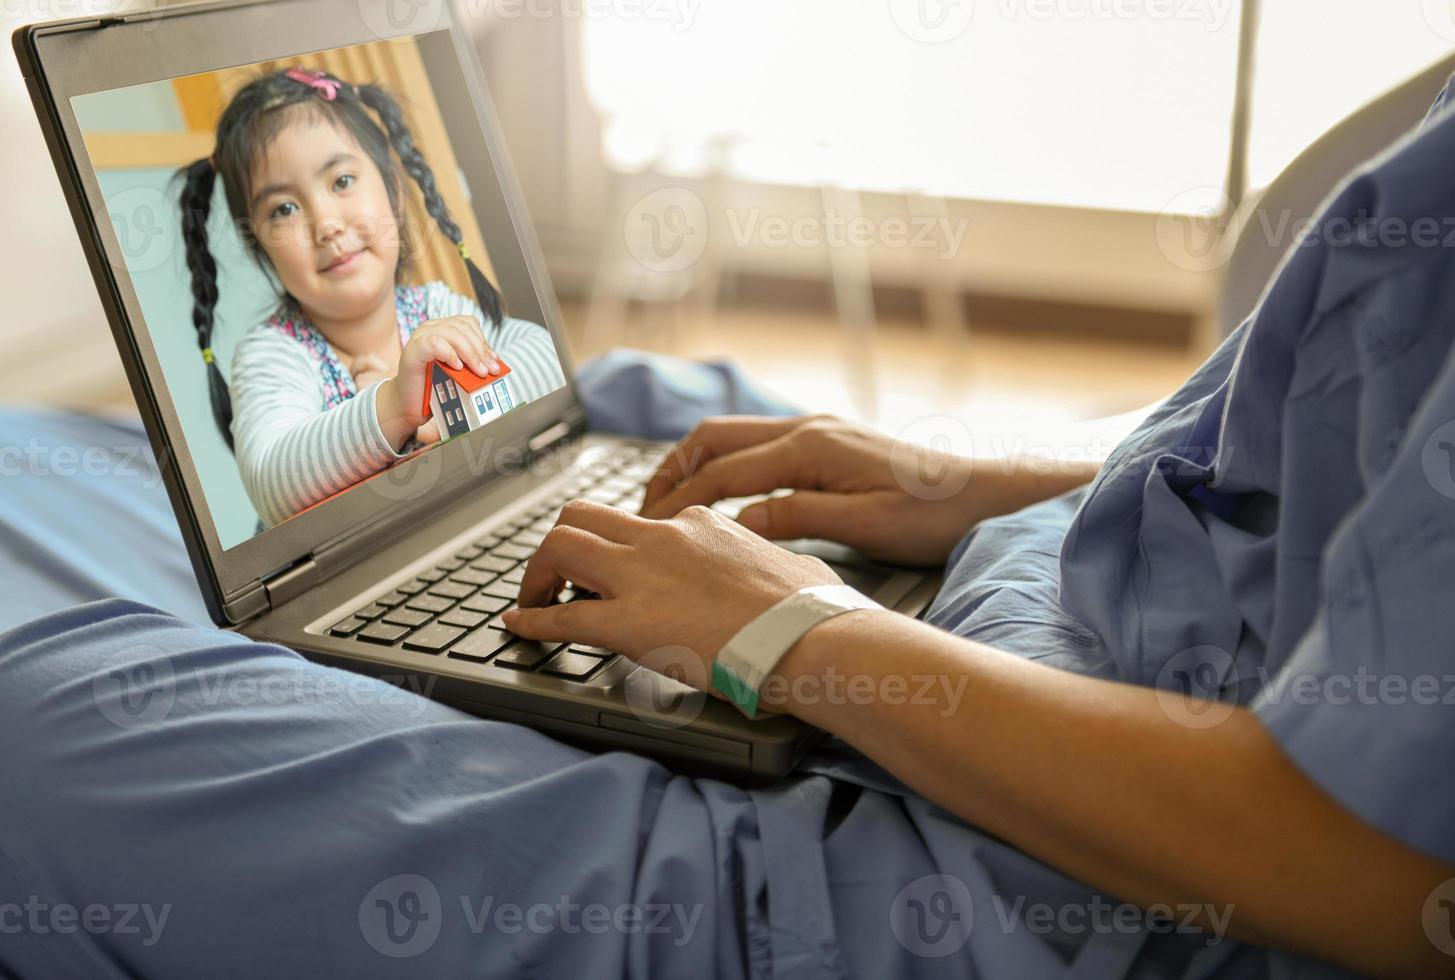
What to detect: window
<box><xmin>582</xmin><ymin>0</ymin><xmax>1242</xmax><ymax>213</ymax></box>
<box><xmin>446</xmin><ymin>379</ymin><xmax>458</xmax><ymax>399</ymax></box>
<box><xmin>434</xmin><ymin>381</ymin><xmax>447</xmax><ymax>403</ymax></box>
<box><xmin>1246</xmin><ymin>2</ymin><xmax>1453</xmax><ymax>192</ymax></box>
<box><xmin>583</xmin><ymin>3</ymin><xmax>1452</xmax><ymax>215</ymax></box>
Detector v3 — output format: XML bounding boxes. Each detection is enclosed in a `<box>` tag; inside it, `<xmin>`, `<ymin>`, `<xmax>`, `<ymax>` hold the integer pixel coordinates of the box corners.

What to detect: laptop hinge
<box><xmin>528</xmin><ymin>420</ymin><xmax>574</xmax><ymax>454</ymax></box>
<box><xmin>263</xmin><ymin>557</ymin><xmax>320</xmax><ymax>609</ymax></box>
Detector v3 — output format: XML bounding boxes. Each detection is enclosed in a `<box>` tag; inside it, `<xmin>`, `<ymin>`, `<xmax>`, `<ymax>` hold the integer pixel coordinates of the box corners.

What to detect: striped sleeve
<box><xmin>423</xmin><ymin>281</ymin><xmax>567</xmax><ymax>402</ymax></box>
<box><xmin>229</xmin><ymin>325</ymin><xmax>408</xmax><ymax>527</ymax></box>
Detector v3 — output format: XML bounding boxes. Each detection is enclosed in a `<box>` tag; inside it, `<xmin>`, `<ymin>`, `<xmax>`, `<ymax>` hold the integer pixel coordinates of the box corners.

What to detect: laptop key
<box><xmin>510</xmin><ymin>530</ymin><xmax>546</xmax><ymax>548</ymax></box>
<box><xmin>436</xmin><ymin>558</ymin><xmax>465</xmax><ymax>572</ymax></box>
<box><xmin>502</xmin><ymin>566</ymin><xmax>526</xmax><ymax>585</ymax></box>
<box><xmin>439</xmin><ymin>608</ymin><xmax>488</xmax><ymax>629</ymax></box>
<box><xmin>357</xmin><ymin>622</ymin><xmax>410</xmax><ymax>645</ymax></box>
<box><xmin>493</xmin><ymin>641</ymin><xmax>562</xmax><ymax>670</ymax></box>
<box><xmin>455</xmin><ymin>545</ymin><xmax>484</xmax><ymax>561</ymax></box>
<box><xmin>483</xmin><ymin>579</ymin><xmax>520</xmax><ymax>600</ymax></box>
<box><xmin>461</xmin><ymin>593</ymin><xmax>511</xmax><ymax>614</ymax></box>
<box><xmin>416</xmin><ymin>568</ymin><xmax>447</xmax><ymax>584</ymax></box>
<box><xmin>383</xmin><ymin>608</ymin><xmax>431</xmax><ymax>628</ymax></box>
<box><xmin>328</xmin><ymin>617</ymin><xmax>367</xmax><ymax>637</ymax></box>
<box><xmin>474</xmin><ymin>533</ymin><xmax>502</xmax><ymax>550</ymax></box>
<box><xmin>353</xmin><ymin>603</ymin><xmax>389</xmax><ymax>620</ymax></box>
<box><xmin>492</xmin><ymin>542</ymin><xmax>534</xmax><ymax>561</ymax></box>
<box><xmin>428</xmin><ymin>580</ymin><xmax>475</xmax><ymax>600</ymax></box>
<box><xmin>568</xmin><ymin>644</ymin><xmax>613</xmax><ymax>656</ymax></box>
<box><xmin>402</xmin><ymin>623</ymin><xmax>466</xmax><ymax>653</ymax></box>
<box><xmin>395</xmin><ymin>578</ymin><xmax>429</xmax><ymax>596</ymax></box>
<box><xmin>376</xmin><ymin>591</ymin><xmax>409</xmax><ymax>608</ymax></box>
<box><xmin>540</xmin><ymin>650</ymin><xmax>608</xmax><ymax>680</ymax></box>
<box><xmin>447</xmin><ymin>627</ymin><xmax>514</xmax><ymax>663</ymax></box>
<box><xmin>471</xmin><ymin>555</ymin><xmax>516</xmax><ymax>574</ymax></box>
<box><xmin>449</xmin><ymin>567</ymin><xmax>496</xmax><ymax>587</ymax></box>
<box><xmin>406</xmin><ymin>594</ymin><xmax>455</xmax><ymax>614</ymax></box>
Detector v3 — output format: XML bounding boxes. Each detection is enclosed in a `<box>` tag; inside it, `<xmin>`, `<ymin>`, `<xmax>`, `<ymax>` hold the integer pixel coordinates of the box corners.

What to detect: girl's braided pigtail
<box><xmin>178</xmin><ymin>156</ymin><xmax>236</xmax><ymax>452</ymax></box>
<box><xmin>355</xmin><ymin>82</ymin><xmax>506</xmax><ymax>328</ymax></box>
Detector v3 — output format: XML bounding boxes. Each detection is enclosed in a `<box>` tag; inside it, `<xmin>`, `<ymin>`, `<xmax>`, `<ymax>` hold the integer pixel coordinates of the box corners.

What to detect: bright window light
<box><xmin>581</xmin><ymin>0</ymin><xmax>1243</xmax><ymax>214</ymax></box>
<box><xmin>1246</xmin><ymin>1</ymin><xmax>1454</xmax><ymax>192</ymax></box>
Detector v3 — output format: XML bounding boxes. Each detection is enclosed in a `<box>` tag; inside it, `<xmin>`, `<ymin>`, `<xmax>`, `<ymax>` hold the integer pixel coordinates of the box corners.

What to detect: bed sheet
<box><xmin>0</xmin><ymin>350</ymin><xmax>1319</xmax><ymax>978</ymax></box>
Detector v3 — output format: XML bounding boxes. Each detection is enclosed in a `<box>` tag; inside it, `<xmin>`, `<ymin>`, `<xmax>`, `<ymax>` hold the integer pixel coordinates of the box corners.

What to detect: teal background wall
<box><xmin>76</xmin><ymin>80</ymin><xmax>277</xmax><ymax>550</ymax></box>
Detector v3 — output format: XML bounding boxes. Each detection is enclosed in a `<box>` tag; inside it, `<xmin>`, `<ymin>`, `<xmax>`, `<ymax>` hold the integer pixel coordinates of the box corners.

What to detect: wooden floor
<box><xmin>560</xmin><ymin>300</ymin><xmax>1202</xmax><ymax>456</ymax></box>
<box><xmin>1</xmin><ymin>298</ymin><xmax>1204</xmax><ymax>455</ymax></box>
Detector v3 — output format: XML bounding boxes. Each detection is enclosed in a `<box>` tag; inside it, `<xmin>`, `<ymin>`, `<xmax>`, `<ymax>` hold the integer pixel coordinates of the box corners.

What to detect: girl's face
<box><xmin>248</xmin><ymin>111</ymin><xmax>402</xmax><ymax>326</ymax></box>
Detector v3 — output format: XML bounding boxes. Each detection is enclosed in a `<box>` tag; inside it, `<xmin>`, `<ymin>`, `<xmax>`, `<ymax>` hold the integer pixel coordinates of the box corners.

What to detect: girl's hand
<box><xmin>377</xmin><ymin>316</ymin><xmax>500</xmax><ymax>452</ymax></box>
<box><xmin>501</xmin><ymin>500</ymin><xmax>846</xmax><ymax>681</ymax></box>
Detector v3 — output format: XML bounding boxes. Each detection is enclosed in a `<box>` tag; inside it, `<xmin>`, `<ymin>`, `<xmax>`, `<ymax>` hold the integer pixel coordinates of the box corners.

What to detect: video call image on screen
<box><xmin>73</xmin><ymin>36</ymin><xmax>567</xmax><ymax>550</ymax></box>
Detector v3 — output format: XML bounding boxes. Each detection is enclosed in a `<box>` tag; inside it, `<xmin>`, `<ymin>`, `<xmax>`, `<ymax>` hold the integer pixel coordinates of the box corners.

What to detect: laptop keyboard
<box><xmin>326</xmin><ymin>446</ymin><xmax>669</xmax><ymax>683</ymax></box>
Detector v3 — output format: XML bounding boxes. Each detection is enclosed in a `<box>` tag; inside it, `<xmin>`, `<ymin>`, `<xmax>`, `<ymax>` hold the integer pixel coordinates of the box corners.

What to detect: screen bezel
<box><xmin>22</xmin><ymin>0</ymin><xmax>584</xmax><ymax>622</ymax></box>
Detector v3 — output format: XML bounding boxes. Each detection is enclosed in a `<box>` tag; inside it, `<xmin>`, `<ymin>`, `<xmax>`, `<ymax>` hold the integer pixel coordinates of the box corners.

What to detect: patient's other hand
<box><xmin>639</xmin><ymin>414</ymin><xmax>1082</xmax><ymax>566</ymax></box>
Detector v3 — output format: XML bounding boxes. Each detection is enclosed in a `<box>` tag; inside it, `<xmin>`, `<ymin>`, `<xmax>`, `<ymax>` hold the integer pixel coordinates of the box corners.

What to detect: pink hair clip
<box><xmin>285</xmin><ymin>68</ymin><xmax>340</xmax><ymax>101</ymax></box>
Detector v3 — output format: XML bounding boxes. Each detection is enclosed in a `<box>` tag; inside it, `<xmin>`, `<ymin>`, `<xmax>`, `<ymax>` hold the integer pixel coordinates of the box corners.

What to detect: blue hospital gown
<box><xmin>5</xmin><ymin>77</ymin><xmax>1455</xmax><ymax>979</ymax></box>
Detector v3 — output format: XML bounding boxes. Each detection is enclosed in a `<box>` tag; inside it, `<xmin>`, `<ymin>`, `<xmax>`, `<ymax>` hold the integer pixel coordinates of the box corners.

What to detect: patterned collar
<box><xmin>265</xmin><ymin>284</ymin><xmax>431</xmax><ymax>412</ymax></box>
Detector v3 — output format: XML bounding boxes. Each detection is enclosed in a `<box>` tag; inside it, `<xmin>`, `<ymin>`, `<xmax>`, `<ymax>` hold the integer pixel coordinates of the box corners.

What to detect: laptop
<box><xmin>13</xmin><ymin>0</ymin><xmax>942</xmax><ymax>781</ymax></box>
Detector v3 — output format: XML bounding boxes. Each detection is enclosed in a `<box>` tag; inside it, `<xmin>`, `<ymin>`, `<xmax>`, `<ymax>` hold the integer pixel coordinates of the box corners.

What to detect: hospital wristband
<box><xmin>712</xmin><ymin>584</ymin><xmax>883</xmax><ymax>718</ymax></box>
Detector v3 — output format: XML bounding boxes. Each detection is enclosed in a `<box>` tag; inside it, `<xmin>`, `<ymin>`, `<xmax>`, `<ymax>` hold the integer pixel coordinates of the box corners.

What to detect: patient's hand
<box><xmin>503</xmin><ymin>500</ymin><xmax>845</xmax><ymax>673</ymax></box>
<box><xmin>638</xmin><ymin>414</ymin><xmax>1069</xmax><ymax>566</ymax></box>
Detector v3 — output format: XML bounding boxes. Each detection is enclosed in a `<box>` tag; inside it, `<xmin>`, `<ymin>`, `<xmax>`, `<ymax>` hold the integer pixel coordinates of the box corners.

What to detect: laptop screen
<box><xmin>68</xmin><ymin>34</ymin><xmax>570</xmax><ymax>551</ymax></box>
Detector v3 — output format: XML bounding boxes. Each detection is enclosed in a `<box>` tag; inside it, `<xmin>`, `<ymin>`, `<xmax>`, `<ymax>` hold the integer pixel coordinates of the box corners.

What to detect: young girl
<box><xmin>177</xmin><ymin>67</ymin><xmax>565</xmax><ymax>528</ymax></box>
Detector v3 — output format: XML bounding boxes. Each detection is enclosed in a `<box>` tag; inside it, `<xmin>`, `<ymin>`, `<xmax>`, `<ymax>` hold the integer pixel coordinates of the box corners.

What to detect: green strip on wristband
<box><xmin>711</xmin><ymin>661</ymin><xmax>759</xmax><ymax>719</ymax></box>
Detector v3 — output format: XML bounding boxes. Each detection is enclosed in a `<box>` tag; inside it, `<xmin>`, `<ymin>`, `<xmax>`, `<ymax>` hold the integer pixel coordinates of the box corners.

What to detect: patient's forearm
<box><xmin>772</xmin><ymin>610</ymin><xmax>1453</xmax><ymax>976</ymax></box>
<box><xmin>989</xmin><ymin>455</ymin><xmax>1101</xmax><ymax>511</ymax></box>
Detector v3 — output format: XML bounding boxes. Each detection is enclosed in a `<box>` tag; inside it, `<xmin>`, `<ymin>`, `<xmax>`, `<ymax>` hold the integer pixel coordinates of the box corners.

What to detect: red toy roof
<box><xmin>422</xmin><ymin>359</ymin><xmax>513</xmax><ymax>417</ymax></box>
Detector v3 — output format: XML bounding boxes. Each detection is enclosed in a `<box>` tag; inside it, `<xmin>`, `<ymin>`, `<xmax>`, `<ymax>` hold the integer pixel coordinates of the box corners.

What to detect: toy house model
<box><xmin>423</xmin><ymin>359</ymin><xmax>518</xmax><ymax>440</ymax></box>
